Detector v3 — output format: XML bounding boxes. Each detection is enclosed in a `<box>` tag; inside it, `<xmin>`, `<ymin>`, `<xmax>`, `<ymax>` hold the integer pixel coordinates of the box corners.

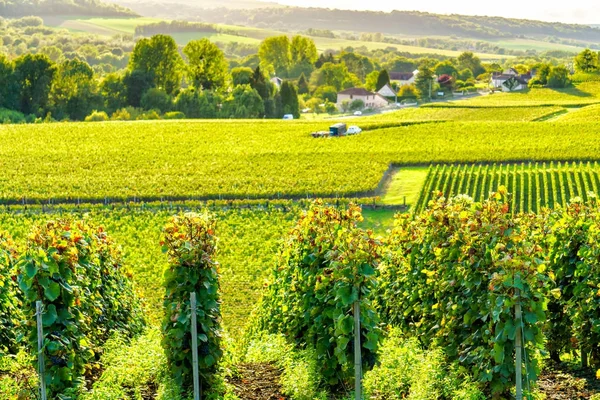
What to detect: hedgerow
<box><xmin>161</xmin><ymin>213</ymin><xmax>223</xmax><ymax>393</ymax></box>
<box><xmin>256</xmin><ymin>201</ymin><xmax>383</xmax><ymax>387</ymax></box>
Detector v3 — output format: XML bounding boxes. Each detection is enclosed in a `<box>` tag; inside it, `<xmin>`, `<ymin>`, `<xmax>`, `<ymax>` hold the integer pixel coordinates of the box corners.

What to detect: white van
<box><xmin>283</xmin><ymin>114</ymin><xmax>294</xmax><ymax>120</ymax></box>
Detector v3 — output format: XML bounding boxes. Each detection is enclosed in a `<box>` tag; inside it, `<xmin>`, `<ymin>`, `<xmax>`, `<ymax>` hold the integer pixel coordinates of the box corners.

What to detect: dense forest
<box><xmin>157</xmin><ymin>6</ymin><xmax>600</xmax><ymax>42</ymax></box>
<box><xmin>0</xmin><ymin>0</ymin><xmax>137</xmax><ymax>17</ymax></box>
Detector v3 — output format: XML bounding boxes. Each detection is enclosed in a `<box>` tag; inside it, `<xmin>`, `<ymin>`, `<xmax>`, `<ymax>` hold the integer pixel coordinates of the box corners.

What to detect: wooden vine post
<box><xmin>354</xmin><ymin>288</ymin><xmax>362</xmax><ymax>400</ymax></box>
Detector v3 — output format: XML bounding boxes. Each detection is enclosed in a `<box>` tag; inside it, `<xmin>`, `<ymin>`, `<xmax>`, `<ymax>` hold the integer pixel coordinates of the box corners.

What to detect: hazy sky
<box><xmin>264</xmin><ymin>0</ymin><xmax>600</xmax><ymax>24</ymax></box>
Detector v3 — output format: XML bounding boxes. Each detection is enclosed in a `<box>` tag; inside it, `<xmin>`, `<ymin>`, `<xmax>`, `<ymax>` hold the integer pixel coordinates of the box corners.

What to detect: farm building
<box><xmin>390</xmin><ymin>70</ymin><xmax>419</xmax><ymax>85</ymax></box>
<box><xmin>336</xmin><ymin>88</ymin><xmax>390</xmax><ymax>110</ymax></box>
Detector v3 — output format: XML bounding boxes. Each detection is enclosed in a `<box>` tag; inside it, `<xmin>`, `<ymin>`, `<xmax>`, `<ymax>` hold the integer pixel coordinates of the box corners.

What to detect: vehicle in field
<box><xmin>353</xmin><ymin>111</ymin><xmax>362</xmax><ymax>116</ymax></box>
<box><xmin>311</xmin><ymin>131</ymin><xmax>330</xmax><ymax>138</ymax></box>
<box><xmin>283</xmin><ymin>114</ymin><xmax>294</xmax><ymax>120</ymax></box>
<box><xmin>329</xmin><ymin>123</ymin><xmax>347</xmax><ymax>136</ymax></box>
<box><xmin>347</xmin><ymin>126</ymin><xmax>362</xmax><ymax>135</ymax></box>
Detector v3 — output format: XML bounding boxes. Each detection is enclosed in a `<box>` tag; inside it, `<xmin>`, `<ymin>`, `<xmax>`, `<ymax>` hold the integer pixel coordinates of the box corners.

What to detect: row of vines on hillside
<box><xmin>415</xmin><ymin>161</ymin><xmax>600</xmax><ymax>214</ymax></box>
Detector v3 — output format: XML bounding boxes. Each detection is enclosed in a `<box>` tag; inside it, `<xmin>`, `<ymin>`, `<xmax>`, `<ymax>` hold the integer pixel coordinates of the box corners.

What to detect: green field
<box><xmin>413</xmin><ymin>161</ymin><xmax>600</xmax><ymax>214</ymax></box>
<box><xmin>42</xmin><ymin>16</ymin><xmax>511</xmax><ymax>58</ymax></box>
<box><xmin>434</xmin><ymin>81</ymin><xmax>600</xmax><ymax>107</ymax></box>
<box><xmin>6</xmin><ymin>119</ymin><xmax>600</xmax><ymax>202</ymax></box>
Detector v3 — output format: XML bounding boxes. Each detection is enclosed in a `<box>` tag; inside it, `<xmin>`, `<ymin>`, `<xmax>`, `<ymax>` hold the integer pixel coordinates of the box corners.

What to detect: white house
<box><xmin>389</xmin><ymin>69</ymin><xmax>419</xmax><ymax>86</ymax></box>
<box><xmin>270</xmin><ymin>77</ymin><xmax>283</xmax><ymax>88</ymax></box>
<box><xmin>336</xmin><ymin>88</ymin><xmax>390</xmax><ymax>110</ymax></box>
<box><xmin>377</xmin><ymin>83</ymin><xmax>397</xmax><ymax>98</ymax></box>
<box><xmin>490</xmin><ymin>68</ymin><xmax>535</xmax><ymax>91</ymax></box>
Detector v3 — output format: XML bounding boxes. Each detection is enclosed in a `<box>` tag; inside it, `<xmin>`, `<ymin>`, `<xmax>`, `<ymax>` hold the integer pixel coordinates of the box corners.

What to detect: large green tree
<box><xmin>376</xmin><ymin>69</ymin><xmax>390</xmax><ymax>91</ymax></box>
<box><xmin>340</xmin><ymin>52</ymin><xmax>374</xmax><ymax>81</ymax></box>
<box><xmin>183</xmin><ymin>39</ymin><xmax>229</xmax><ymax>90</ymax></box>
<box><xmin>414</xmin><ymin>64</ymin><xmax>435</xmax><ymax>101</ymax></box>
<box><xmin>547</xmin><ymin>66</ymin><xmax>570</xmax><ymax>88</ymax></box>
<box><xmin>129</xmin><ymin>34</ymin><xmax>183</xmax><ymax>95</ymax></box>
<box><xmin>309</xmin><ymin>62</ymin><xmax>358</xmax><ymax>91</ymax></box>
<box><xmin>231</xmin><ymin>67</ymin><xmax>253</xmax><ymax>86</ymax></box>
<box><xmin>0</xmin><ymin>55</ymin><xmax>19</xmax><ymax>110</ymax></box>
<box><xmin>258</xmin><ymin>35</ymin><xmax>291</xmax><ymax>77</ymax></box>
<box><xmin>575</xmin><ymin>49</ymin><xmax>598</xmax><ymax>73</ymax></box>
<box><xmin>457</xmin><ymin>52</ymin><xmax>485</xmax><ymax>77</ymax></box>
<box><xmin>220</xmin><ymin>84</ymin><xmax>265</xmax><ymax>119</ymax></box>
<box><xmin>100</xmin><ymin>72</ymin><xmax>128</xmax><ymax>115</ymax></box>
<box><xmin>14</xmin><ymin>53</ymin><xmax>56</xmax><ymax>116</ymax></box>
<box><xmin>289</xmin><ymin>36</ymin><xmax>317</xmax><ymax>78</ymax></box>
<box><xmin>50</xmin><ymin>59</ymin><xmax>101</xmax><ymax>121</ymax></box>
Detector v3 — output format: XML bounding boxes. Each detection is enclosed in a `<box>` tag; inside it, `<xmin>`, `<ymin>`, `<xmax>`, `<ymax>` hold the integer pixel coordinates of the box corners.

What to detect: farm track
<box><xmin>538</xmin><ymin>363</ymin><xmax>600</xmax><ymax>399</ymax></box>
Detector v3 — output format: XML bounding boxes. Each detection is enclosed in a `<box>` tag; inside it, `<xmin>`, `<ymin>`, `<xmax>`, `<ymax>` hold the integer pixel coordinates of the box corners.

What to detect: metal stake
<box><xmin>515</xmin><ymin>289</ymin><xmax>523</xmax><ymax>400</ymax></box>
<box><xmin>190</xmin><ymin>293</ymin><xmax>201</xmax><ymax>400</ymax></box>
<box><xmin>354</xmin><ymin>298</ymin><xmax>362</xmax><ymax>400</ymax></box>
<box><xmin>36</xmin><ymin>301</ymin><xmax>47</xmax><ymax>400</ymax></box>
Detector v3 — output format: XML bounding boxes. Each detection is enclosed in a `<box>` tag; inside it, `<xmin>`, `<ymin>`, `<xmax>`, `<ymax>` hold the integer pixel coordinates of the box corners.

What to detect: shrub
<box><xmin>257</xmin><ymin>201</ymin><xmax>383</xmax><ymax>387</ymax></box>
<box><xmin>85</xmin><ymin>110</ymin><xmax>109</xmax><ymax>122</ymax></box>
<box><xmin>163</xmin><ymin>111</ymin><xmax>186</xmax><ymax>120</ymax></box>
<box><xmin>141</xmin><ymin>88</ymin><xmax>173</xmax><ymax>113</ymax></box>
<box><xmin>379</xmin><ymin>189</ymin><xmax>550</xmax><ymax>397</ymax></box>
<box><xmin>111</xmin><ymin>108</ymin><xmax>132</xmax><ymax>121</ymax></box>
<box><xmin>0</xmin><ymin>108</ymin><xmax>26</xmax><ymax>124</ymax></box>
<box><xmin>136</xmin><ymin>110</ymin><xmax>161</xmax><ymax>120</ymax></box>
<box><xmin>161</xmin><ymin>213</ymin><xmax>223</xmax><ymax>393</ymax></box>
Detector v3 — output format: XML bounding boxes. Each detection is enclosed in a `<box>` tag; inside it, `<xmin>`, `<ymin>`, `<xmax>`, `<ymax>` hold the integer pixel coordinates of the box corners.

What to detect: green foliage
<box><xmin>259</xmin><ymin>35</ymin><xmax>292</xmax><ymax>77</ymax></box>
<box><xmin>546</xmin><ymin>197</ymin><xmax>600</xmax><ymax>363</ymax></box>
<box><xmin>575</xmin><ymin>49</ymin><xmax>599</xmax><ymax>73</ymax></box>
<box><xmin>16</xmin><ymin>219</ymin><xmax>144</xmax><ymax>397</ymax></box>
<box><xmin>161</xmin><ymin>213</ymin><xmax>223</xmax><ymax>392</ymax></box>
<box><xmin>164</xmin><ymin>111</ymin><xmax>186</xmax><ymax>120</ymax></box>
<box><xmin>547</xmin><ymin>66</ymin><xmax>571</xmax><ymax>89</ymax></box>
<box><xmin>220</xmin><ymin>84</ymin><xmax>265</xmax><ymax>119</ymax></box>
<box><xmin>0</xmin><ymin>232</ymin><xmax>22</xmax><ymax>355</ymax></box>
<box><xmin>379</xmin><ymin>190</ymin><xmax>550</xmax><ymax>396</ymax></box>
<box><xmin>231</xmin><ymin>67</ymin><xmax>253</xmax><ymax>86</ymax></box>
<box><xmin>415</xmin><ymin>65</ymin><xmax>434</xmax><ymax>100</ymax></box>
<box><xmin>141</xmin><ymin>88</ymin><xmax>173</xmax><ymax>113</ymax></box>
<box><xmin>183</xmin><ymin>39</ymin><xmax>229</xmax><ymax>91</ymax></box>
<box><xmin>0</xmin><ymin>108</ymin><xmax>26</xmax><ymax>124</ymax></box>
<box><xmin>85</xmin><ymin>110</ymin><xmax>109</xmax><ymax>122</ymax></box>
<box><xmin>376</xmin><ymin>69</ymin><xmax>391</xmax><ymax>91</ymax></box>
<box><xmin>129</xmin><ymin>35</ymin><xmax>183</xmax><ymax>96</ymax></box>
<box><xmin>279</xmin><ymin>81</ymin><xmax>300</xmax><ymax>118</ymax></box>
<box><xmin>14</xmin><ymin>53</ymin><xmax>56</xmax><ymax>116</ymax></box>
<box><xmin>363</xmin><ymin>330</ymin><xmax>485</xmax><ymax>400</ymax></box>
<box><xmin>257</xmin><ymin>201</ymin><xmax>383</xmax><ymax>386</ymax></box>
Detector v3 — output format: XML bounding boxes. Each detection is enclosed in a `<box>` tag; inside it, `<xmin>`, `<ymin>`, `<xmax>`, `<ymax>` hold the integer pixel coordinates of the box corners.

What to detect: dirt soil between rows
<box><xmin>538</xmin><ymin>362</ymin><xmax>600</xmax><ymax>399</ymax></box>
<box><xmin>229</xmin><ymin>362</ymin><xmax>287</xmax><ymax>400</ymax></box>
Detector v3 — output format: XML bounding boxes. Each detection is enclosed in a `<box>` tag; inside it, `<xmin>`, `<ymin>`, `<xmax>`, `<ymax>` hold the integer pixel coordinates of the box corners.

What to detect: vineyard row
<box><xmin>414</xmin><ymin>161</ymin><xmax>600</xmax><ymax>214</ymax></box>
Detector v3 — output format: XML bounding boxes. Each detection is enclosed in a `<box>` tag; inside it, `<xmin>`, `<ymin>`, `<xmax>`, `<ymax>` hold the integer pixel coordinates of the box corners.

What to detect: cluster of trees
<box><xmin>575</xmin><ymin>49</ymin><xmax>600</xmax><ymax>73</ymax></box>
<box><xmin>0</xmin><ymin>17</ymin><xmax>135</xmax><ymax>74</ymax></box>
<box><xmin>0</xmin><ymin>34</ymin><xmax>301</xmax><ymax>121</ymax></box>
